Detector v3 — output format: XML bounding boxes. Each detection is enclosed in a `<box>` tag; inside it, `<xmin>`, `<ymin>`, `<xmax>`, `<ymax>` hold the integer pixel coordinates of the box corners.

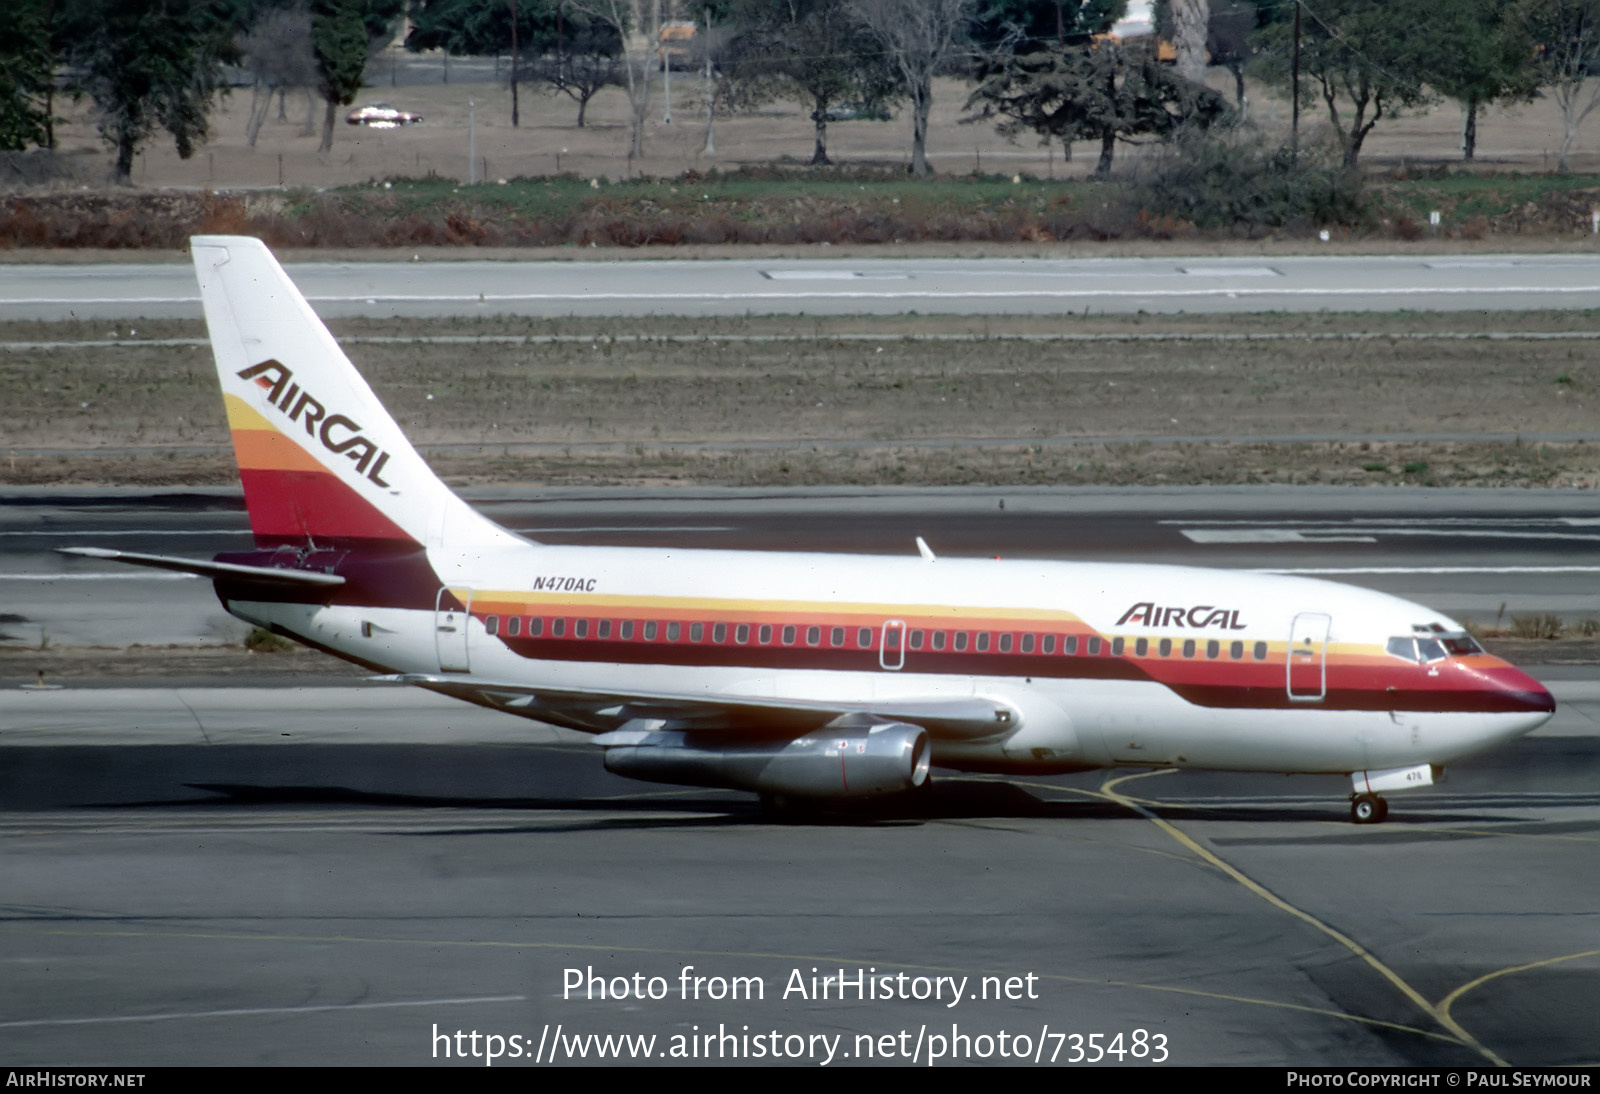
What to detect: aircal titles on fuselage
<box><xmin>238</xmin><ymin>359</ymin><xmax>392</xmax><ymax>487</ymax></box>
<box><xmin>1116</xmin><ymin>602</ymin><xmax>1248</xmax><ymax>630</ymax></box>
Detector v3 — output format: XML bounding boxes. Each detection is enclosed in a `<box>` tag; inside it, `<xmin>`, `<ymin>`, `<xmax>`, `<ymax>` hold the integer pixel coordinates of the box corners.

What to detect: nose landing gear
<box><xmin>1350</xmin><ymin>793</ymin><xmax>1389</xmax><ymax>824</ymax></box>
<box><xmin>1348</xmin><ymin>763</ymin><xmax>1433</xmax><ymax>824</ymax></box>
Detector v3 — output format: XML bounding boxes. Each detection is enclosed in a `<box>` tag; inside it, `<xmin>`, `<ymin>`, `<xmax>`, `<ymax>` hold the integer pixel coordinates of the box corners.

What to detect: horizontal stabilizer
<box><xmin>58</xmin><ymin>547</ymin><xmax>345</xmax><ymax>587</ymax></box>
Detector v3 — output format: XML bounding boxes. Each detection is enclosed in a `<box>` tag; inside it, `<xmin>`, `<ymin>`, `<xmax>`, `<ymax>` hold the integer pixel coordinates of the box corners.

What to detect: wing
<box><xmin>378</xmin><ymin>672</ymin><xmax>1016</xmax><ymax>740</ymax></box>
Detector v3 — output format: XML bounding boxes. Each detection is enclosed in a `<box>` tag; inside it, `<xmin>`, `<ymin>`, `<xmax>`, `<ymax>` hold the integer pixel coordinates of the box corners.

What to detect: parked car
<box><xmin>815</xmin><ymin>102</ymin><xmax>892</xmax><ymax>122</ymax></box>
<box><xmin>346</xmin><ymin>103</ymin><xmax>423</xmax><ymax>127</ymax></box>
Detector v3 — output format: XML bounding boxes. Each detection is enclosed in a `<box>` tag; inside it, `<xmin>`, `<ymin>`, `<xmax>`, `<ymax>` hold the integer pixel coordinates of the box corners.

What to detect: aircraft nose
<box><xmin>1486</xmin><ymin>662</ymin><xmax>1556</xmax><ymax>716</ymax></box>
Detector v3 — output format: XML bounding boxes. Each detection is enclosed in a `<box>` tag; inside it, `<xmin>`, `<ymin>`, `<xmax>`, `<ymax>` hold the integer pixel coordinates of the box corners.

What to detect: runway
<box><xmin>2</xmin><ymin>685</ymin><xmax>1597</xmax><ymax>1066</ymax></box>
<box><xmin>6</xmin><ymin>486</ymin><xmax>1598</xmax><ymax>647</ymax></box>
<box><xmin>3</xmin><ymin>487</ymin><xmax>1599</xmax><ymax>1066</ymax></box>
<box><xmin>4</xmin><ymin>252</ymin><xmax>1600</xmax><ymax>319</ymax></box>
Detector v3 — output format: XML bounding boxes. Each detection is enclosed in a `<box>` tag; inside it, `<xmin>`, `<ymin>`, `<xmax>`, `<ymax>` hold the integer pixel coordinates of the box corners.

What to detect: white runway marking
<box><xmin>8</xmin><ymin>284</ymin><xmax>1600</xmax><ymax>306</ymax></box>
<box><xmin>0</xmin><ymin>572</ymin><xmax>197</xmax><ymax>581</ymax></box>
<box><xmin>1179</xmin><ymin>266</ymin><xmax>1280</xmax><ymax>277</ymax></box>
<box><xmin>1255</xmin><ymin>566</ymin><xmax>1600</xmax><ymax>575</ymax></box>
<box><xmin>0</xmin><ymin>530</ymin><xmax>250</xmax><ymax>537</ymax></box>
<box><xmin>1183</xmin><ymin>530</ymin><xmax>1378</xmax><ymax>544</ymax></box>
<box><xmin>1185</xmin><ymin>528</ymin><xmax>1600</xmax><ymax>544</ymax></box>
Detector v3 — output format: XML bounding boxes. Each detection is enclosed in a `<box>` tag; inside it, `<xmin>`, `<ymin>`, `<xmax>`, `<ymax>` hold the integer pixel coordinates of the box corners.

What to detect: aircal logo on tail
<box><xmin>238</xmin><ymin>360</ymin><xmax>392</xmax><ymax>487</ymax></box>
<box><xmin>1117</xmin><ymin>602</ymin><xmax>1248</xmax><ymax>630</ymax></box>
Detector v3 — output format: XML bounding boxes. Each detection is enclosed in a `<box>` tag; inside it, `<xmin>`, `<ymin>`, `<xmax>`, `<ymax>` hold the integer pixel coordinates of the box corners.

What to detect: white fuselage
<box><xmin>221</xmin><ymin>543</ymin><xmax>1554</xmax><ymax>778</ymax></box>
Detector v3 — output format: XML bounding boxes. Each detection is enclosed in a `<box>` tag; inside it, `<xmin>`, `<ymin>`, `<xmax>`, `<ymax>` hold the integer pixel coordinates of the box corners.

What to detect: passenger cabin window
<box><xmin>1159</xmin><ymin>638</ymin><xmax>1172</xmax><ymax>657</ymax></box>
<box><xmin>1042</xmin><ymin>635</ymin><xmax>1055</xmax><ymax>654</ymax></box>
<box><xmin>666</xmin><ymin>622</ymin><xmax>680</xmax><ymax>641</ymax></box>
<box><xmin>782</xmin><ymin>625</ymin><xmax>796</xmax><ymax>645</ymax></box>
<box><xmin>954</xmin><ymin>632</ymin><xmax>968</xmax><ymax>652</ymax></box>
<box><xmin>1182</xmin><ymin>639</ymin><xmax>1196</xmax><ymax>658</ymax></box>
<box><xmin>1253</xmin><ymin>641</ymin><xmax>1267</xmax><ymax>660</ymax></box>
<box><xmin>857</xmin><ymin>627</ymin><xmax>872</xmax><ymax>648</ymax></box>
<box><xmin>932</xmin><ymin>631</ymin><xmax>946</xmax><ymax>651</ymax></box>
<box><xmin>807</xmin><ymin>626</ymin><xmax>821</xmax><ymax>646</ymax></box>
<box><xmin>736</xmin><ymin>624</ymin><xmax>749</xmax><ymax>644</ymax></box>
<box><xmin>1022</xmin><ymin>634</ymin><xmax>1035</xmax><ymax>654</ymax></box>
<box><xmin>486</xmin><ymin>615</ymin><xmax>498</xmax><ymax>636</ymax></box>
<box><xmin>1230</xmin><ymin>640</ymin><xmax>1243</xmax><ymax>660</ymax></box>
<box><xmin>1087</xmin><ymin>637</ymin><xmax>1101</xmax><ymax>656</ymax></box>
<box><xmin>1111</xmin><ymin>637</ymin><xmax>1124</xmax><ymax>656</ymax></box>
<box><xmin>575</xmin><ymin>619</ymin><xmax>589</xmax><ymax>639</ymax></box>
<box><xmin>759</xmin><ymin>624</ymin><xmax>773</xmax><ymax>644</ymax></box>
<box><xmin>552</xmin><ymin>618</ymin><xmax>566</xmax><ymax>638</ymax></box>
<box><xmin>713</xmin><ymin>623</ymin><xmax>727</xmax><ymax>643</ymax></box>
<box><xmin>1064</xmin><ymin>636</ymin><xmax>1078</xmax><ymax>655</ymax></box>
<box><xmin>1135</xmin><ymin>637</ymin><xmax>1148</xmax><ymax>657</ymax></box>
<box><xmin>830</xmin><ymin>627</ymin><xmax>845</xmax><ymax>647</ymax></box>
<box><xmin>1206</xmin><ymin>640</ymin><xmax>1219</xmax><ymax>659</ymax></box>
<box><xmin>643</xmin><ymin>621</ymin><xmax>656</xmax><ymax>640</ymax></box>
<box><xmin>598</xmin><ymin>620</ymin><xmax>611</xmax><ymax>639</ymax></box>
<box><xmin>976</xmin><ymin>633</ymin><xmax>990</xmax><ymax>652</ymax></box>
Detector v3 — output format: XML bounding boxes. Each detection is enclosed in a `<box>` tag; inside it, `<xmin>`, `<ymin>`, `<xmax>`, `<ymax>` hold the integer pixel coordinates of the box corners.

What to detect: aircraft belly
<box><xmin>1053</xmin><ymin>679</ymin><xmax>1371</xmax><ymax>773</ymax></box>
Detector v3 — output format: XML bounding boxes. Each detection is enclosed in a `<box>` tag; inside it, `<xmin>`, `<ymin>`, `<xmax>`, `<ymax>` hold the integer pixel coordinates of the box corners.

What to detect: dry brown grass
<box><xmin>4</xmin><ymin>312</ymin><xmax>1598</xmax><ymax>489</ymax></box>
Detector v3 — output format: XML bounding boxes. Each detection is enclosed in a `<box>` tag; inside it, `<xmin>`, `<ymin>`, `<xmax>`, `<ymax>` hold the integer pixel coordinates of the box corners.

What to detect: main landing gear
<box><xmin>1350</xmin><ymin>793</ymin><xmax>1389</xmax><ymax>825</ymax></box>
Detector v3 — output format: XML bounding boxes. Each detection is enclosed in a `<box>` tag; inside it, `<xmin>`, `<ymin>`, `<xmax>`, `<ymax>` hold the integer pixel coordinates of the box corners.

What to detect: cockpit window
<box><xmin>1415</xmin><ymin>638</ymin><xmax>1447</xmax><ymax>663</ymax></box>
<box><xmin>1386</xmin><ymin>637</ymin><xmax>1417</xmax><ymax>662</ymax></box>
<box><xmin>1388</xmin><ymin>632</ymin><xmax>1482</xmax><ymax>663</ymax></box>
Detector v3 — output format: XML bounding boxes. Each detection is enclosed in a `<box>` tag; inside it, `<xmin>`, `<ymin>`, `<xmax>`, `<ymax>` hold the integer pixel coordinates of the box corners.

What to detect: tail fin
<box><xmin>192</xmin><ymin>236</ymin><xmax>513</xmax><ymax>550</ymax></box>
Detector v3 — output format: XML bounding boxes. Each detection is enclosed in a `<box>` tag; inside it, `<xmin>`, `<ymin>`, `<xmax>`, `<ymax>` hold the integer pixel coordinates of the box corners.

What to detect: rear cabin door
<box><xmin>435</xmin><ymin>587</ymin><xmax>472</xmax><ymax>673</ymax></box>
<box><xmin>1287</xmin><ymin>612</ymin><xmax>1331</xmax><ymax>702</ymax></box>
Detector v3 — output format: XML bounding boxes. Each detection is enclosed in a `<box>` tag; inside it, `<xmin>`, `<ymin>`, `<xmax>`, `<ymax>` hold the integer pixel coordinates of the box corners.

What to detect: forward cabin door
<box><xmin>1287</xmin><ymin>612</ymin><xmax>1331</xmax><ymax>702</ymax></box>
<box><xmin>435</xmin><ymin>587</ymin><xmax>472</xmax><ymax>673</ymax></box>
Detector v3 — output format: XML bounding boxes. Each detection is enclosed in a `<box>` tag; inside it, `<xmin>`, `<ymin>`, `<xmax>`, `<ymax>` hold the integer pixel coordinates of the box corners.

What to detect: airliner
<box><xmin>63</xmin><ymin>236</ymin><xmax>1555</xmax><ymax>824</ymax></box>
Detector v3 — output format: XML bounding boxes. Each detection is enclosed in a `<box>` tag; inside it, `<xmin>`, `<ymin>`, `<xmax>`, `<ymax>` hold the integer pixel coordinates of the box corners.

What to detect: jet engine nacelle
<box><xmin>602</xmin><ymin>720</ymin><xmax>931</xmax><ymax>799</ymax></box>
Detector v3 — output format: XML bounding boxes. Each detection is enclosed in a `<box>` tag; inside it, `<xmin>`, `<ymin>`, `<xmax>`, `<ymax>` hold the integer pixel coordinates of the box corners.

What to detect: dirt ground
<box><xmin>25</xmin><ymin>51</ymin><xmax>1600</xmax><ymax>191</ymax></box>
<box><xmin>4</xmin><ymin>311</ymin><xmax>1598</xmax><ymax>490</ymax></box>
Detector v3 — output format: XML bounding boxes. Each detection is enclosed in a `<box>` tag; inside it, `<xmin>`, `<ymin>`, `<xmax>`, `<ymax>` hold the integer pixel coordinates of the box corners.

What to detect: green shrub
<box><xmin>1129</xmin><ymin>131</ymin><xmax>1369</xmax><ymax>236</ymax></box>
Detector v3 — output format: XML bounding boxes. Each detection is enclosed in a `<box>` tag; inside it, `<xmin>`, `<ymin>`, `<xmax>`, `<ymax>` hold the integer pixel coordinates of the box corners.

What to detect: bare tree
<box><xmin>572</xmin><ymin>0</ymin><xmax>653</xmax><ymax>158</ymax></box>
<box><xmin>239</xmin><ymin>5</ymin><xmax>318</xmax><ymax>148</ymax></box>
<box><xmin>524</xmin><ymin>4</ymin><xmax>626</xmax><ymax>128</ymax></box>
<box><xmin>850</xmin><ymin>0</ymin><xmax>974</xmax><ymax>177</ymax></box>
<box><xmin>1517</xmin><ymin>0</ymin><xmax>1600</xmax><ymax>171</ymax></box>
